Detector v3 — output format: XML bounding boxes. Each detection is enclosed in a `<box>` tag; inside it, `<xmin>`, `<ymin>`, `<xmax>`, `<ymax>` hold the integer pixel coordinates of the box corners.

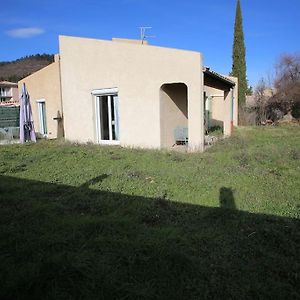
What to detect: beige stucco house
<box><xmin>18</xmin><ymin>56</ymin><xmax>63</xmax><ymax>139</ymax></box>
<box><xmin>19</xmin><ymin>35</ymin><xmax>238</xmax><ymax>151</ymax></box>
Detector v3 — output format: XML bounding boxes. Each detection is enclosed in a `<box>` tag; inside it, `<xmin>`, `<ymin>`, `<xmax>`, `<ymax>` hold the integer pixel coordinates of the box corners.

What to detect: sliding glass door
<box><xmin>95</xmin><ymin>94</ymin><xmax>119</xmax><ymax>144</ymax></box>
<box><xmin>37</xmin><ymin>100</ymin><xmax>47</xmax><ymax>136</ymax></box>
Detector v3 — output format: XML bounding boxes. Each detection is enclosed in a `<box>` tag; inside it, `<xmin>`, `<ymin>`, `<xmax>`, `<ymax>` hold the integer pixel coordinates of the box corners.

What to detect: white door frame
<box><xmin>36</xmin><ymin>99</ymin><xmax>47</xmax><ymax>136</ymax></box>
<box><xmin>93</xmin><ymin>88</ymin><xmax>120</xmax><ymax>145</ymax></box>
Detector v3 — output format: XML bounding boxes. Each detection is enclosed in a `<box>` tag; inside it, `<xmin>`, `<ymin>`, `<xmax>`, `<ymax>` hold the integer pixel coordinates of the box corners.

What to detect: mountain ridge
<box><xmin>0</xmin><ymin>54</ymin><xmax>54</xmax><ymax>83</ymax></box>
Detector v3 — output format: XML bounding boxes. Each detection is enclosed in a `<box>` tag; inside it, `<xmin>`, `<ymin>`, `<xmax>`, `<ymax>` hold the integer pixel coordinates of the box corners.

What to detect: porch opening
<box><xmin>204</xmin><ymin>92</ymin><xmax>224</xmax><ymax>136</ymax></box>
<box><xmin>160</xmin><ymin>83</ymin><xmax>188</xmax><ymax>148</ymax></box>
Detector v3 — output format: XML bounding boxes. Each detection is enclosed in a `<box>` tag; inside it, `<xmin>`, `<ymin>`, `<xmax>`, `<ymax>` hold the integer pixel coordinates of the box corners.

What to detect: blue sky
<box><xmin>1</xmin><ymin>0</ymin><xmax>299</xmax><ymax>87</ymax></box>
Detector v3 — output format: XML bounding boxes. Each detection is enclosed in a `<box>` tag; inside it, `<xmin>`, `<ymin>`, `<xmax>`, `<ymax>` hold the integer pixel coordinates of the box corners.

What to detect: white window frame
<box><xmin>36</xmin><ymin>99</ymin><xmax>47</xmax><ymax>136</ymax></box>
<box><xmin>93</xmin><ymin>88</ymin><xmax>120</xmax><ymax>145</ymax></box>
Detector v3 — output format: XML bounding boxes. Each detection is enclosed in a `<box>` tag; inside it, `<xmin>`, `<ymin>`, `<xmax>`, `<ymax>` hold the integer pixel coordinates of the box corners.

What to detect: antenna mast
<box><xmin>139</xmin><ymin>26</ymin><xmax>155</xmax><ymax>44</ymax></box>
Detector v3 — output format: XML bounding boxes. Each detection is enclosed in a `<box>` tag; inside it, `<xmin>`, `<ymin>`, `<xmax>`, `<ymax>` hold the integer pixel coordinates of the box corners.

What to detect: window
<box><xmin>0</xmin><ymin>87</ymin><xmax>5</xmax><ymax>96</ymax></box>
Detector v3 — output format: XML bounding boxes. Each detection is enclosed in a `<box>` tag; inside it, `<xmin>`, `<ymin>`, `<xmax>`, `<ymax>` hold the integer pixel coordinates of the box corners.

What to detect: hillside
<box><xmin>0</xmin><ymin>54</ymin><xmax>54</xmax><ymax>83</ymax></box>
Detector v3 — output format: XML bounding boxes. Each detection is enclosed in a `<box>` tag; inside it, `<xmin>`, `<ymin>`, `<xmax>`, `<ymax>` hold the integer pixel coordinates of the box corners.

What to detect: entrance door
<box><xmin>95</xmin><ymin>94</ymin><xmax>119</xmax><ymax>144</ymax></box>
<box><xmin>37</xmin><ymin>100</ymin><xmax>47</xmax><ymax>135</ymax></box>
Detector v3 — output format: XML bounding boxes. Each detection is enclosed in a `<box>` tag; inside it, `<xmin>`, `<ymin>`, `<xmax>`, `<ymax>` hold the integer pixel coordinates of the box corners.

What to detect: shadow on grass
<box><xmin>219</xmin><ymin>187</ymin><xmax>236</xmax><ymax>210</ymax></box>
<box><xmin>0</xmin><ymin>175</ymin><xmax>299</xmax><ymax>299</ymax></box>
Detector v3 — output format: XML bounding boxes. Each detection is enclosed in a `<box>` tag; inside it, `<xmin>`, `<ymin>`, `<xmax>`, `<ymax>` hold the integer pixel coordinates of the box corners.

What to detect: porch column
<box><xmin>188</xmin><ymin>73</ymin><xmax>204</xmax><ymax>152</ymax></box>
<box><xmin>223</xmin><ymin>90</ymin><xmax>232</xmax><ymax>136</ymax></box>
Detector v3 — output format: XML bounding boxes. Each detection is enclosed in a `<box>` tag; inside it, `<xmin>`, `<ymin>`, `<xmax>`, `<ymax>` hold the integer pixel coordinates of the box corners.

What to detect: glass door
<box><xmin>37</xmin><ymin>100</ymin><xmax>47</xmax><ymax>135</ymax></box>
<box><xmin>96</xmin><ymin>94</ymin><xmax>119</xmax><ymax>144</ymax></box>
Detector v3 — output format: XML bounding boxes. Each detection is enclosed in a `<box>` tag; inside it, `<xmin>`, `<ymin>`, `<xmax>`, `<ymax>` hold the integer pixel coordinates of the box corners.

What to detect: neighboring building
<box><xmin>0</xmin><ymin>81</ymin><xmax>19</xmax><ymax>106</ymax></box>
<box><xmin>19</xmin><ymin>35</ymin><xmax>238</xmax><ymax>151</ymax></box>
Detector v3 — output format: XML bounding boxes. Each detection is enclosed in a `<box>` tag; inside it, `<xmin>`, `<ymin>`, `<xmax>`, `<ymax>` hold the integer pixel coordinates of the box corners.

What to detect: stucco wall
<box><xmin>223</xmin><ymin>90</ymin><xmax>233</xmax><ymax>136</ymax></box>
<box><xmin>11</xmin><ymin>86</ymin><xmax>19</xmax><ymax>102</ymax></box>
<box><xmin>226</xmin><ymin>76</ymin><xmax>238</xmax><ymax>126</ymax></box>
<box><xmin>112</xmin><ymin>38</ymin><xmax>148</xmax><ymax>45</ymax></box>
<box><xmin>18</xmin><ymin>60</ymin><xmax>63</xmax><ymax>139</ymax></box>
<box><xmin>204</xmin><ymin>86</ymin><xmax>224</xmax><ymax>126</ymax></box>
<box><xmin>59</xmin><ymin>36</ymin><xmax>203</xmax><ymax>150</ymax></box>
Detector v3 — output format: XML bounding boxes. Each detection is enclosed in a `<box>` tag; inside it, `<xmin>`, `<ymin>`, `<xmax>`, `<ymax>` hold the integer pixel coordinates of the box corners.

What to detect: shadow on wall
<box><xmin>0</xmin><ymin>175</ymin><xmax>299</xmax><ymax>299</ymax></box>
<box><xmin>219</xmin><ymin>187</ymin><xmax>236</xmax><ymax>210</ymax></box>
<box><xmin>160</xmin><ymin>83</ymin><xmax>188</xmax><ymax>118</ymax></box>
<box><xmin>160</xmin><ymin>83</ymin><xmax>188</xmax><ymax>148</ymax></box>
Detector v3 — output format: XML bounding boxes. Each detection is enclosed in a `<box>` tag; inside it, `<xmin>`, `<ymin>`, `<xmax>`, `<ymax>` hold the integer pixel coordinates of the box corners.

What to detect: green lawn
<box><xmin>0</xmin><ymin>126</ymin><xmax>299</xmax><ymax>299</ymax></box>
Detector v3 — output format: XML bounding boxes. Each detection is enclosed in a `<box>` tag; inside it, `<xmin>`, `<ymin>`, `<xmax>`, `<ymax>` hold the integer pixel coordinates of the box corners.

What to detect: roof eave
<box><xmin>203</xmin><ymin>68</ymin><xmax>236</xmax><ymax>87</ymax></box>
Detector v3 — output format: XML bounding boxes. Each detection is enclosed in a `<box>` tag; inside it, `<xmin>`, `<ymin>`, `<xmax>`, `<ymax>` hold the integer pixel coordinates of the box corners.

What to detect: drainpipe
<box><xmin>57</xmin><ymin>54</ymin><xmax>65</xmax><ymax>138</ymax></box>
<box><xmin>231</xmin><ymin>88</ymin><xmax>234</xmax><ymax>134</ymax></box>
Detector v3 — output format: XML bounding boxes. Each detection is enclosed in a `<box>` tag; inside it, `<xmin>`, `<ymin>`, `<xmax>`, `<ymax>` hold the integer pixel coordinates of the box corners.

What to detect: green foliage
<box><xmin>0</xmin><ymin>126</ymin><xmax>299</xmax><ymax>299</ymax></box>
<box><xmin>246</xmin><ymin>85</ymin><xmax>253</xmax><ymax>95</ymax></box>
<box><xmin>231</xmin><ymin>0</ymin><xmax>247</xmax><ymax>107</ymax></box>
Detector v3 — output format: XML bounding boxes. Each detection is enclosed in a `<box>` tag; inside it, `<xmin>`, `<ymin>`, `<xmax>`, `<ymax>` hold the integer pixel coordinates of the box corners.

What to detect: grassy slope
<box><xmin>0</xmin><ymin>126</ymin><xmax>299</xmax><ymax>299</ymax></box>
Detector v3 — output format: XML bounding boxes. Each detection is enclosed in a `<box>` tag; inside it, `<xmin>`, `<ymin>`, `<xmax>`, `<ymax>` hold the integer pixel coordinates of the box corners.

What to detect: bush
<box><xmin>238</xmin><ymin>106</ymin><xmax>257</xmax><ymax>125</ymax></box>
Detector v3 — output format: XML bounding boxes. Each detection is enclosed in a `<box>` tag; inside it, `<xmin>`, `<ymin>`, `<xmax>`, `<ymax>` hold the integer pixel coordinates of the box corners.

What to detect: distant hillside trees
<box><xmin>0</xmin><ymin>54</ymin><xmax>54</xmax><ymax>83</ymax></box>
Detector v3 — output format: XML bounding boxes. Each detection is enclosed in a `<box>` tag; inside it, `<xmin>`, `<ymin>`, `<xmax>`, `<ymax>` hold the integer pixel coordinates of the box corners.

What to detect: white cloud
<box><xmin>5</xmin><ymin>27</ymin><xmax>45</xmax><ymax>38</ymax></box>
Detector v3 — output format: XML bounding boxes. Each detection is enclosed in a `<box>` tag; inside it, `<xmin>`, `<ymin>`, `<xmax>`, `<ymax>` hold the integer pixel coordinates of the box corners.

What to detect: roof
<box><xmin>0</xmin><ymin>81</ymin><xmax>18</xmax><ymax>87</ymax></box>
<box><xmin>203</xmin><ymin>67</ymin><xmax>235</xmax><ymax>87</ymax></box>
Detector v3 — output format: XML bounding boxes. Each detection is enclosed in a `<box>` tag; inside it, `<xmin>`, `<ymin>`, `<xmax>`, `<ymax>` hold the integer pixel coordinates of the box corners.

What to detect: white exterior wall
<box><xmin>59</xmin><ymin>36</ymin><xmax>203</xmax><ymax>150</ymax></box>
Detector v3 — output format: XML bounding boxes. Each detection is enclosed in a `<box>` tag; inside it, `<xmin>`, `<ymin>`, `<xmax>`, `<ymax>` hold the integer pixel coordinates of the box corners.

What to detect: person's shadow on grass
<box><xmin>80</xmin><ymin>174</ymin><xmax>110</xmax><ymax>189</ymax></box>
<box><xmin>219</xmin><ymin>187</ymin><xmax>236</xmax><ymax>210</ymax></box>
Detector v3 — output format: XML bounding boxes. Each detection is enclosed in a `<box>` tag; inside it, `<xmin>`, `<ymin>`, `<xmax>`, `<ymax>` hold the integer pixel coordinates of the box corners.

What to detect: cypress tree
<box><xmin>231</xmin><ymin>0</ymin><xmax>247</xmax><ymax>107</ymax></box>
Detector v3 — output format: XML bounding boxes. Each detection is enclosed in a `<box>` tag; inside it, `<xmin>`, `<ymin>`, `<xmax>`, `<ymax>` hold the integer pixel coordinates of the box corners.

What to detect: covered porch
<box><xmin>159</xmin><ymin>82</ymin><xmax>204</xmax><ymax>151</ymax></box>
<box><xmin>159</xmin><ymin>69</ymin><xmax>237</xmax><ymax>151</ymax></box>
<box><xmin>203</xmin><ymin>67</ymin><xmax>237</xmax><ymax>137</ymax></box>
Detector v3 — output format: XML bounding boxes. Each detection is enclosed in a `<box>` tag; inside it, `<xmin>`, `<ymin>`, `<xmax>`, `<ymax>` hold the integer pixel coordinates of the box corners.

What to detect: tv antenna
<box><xmin>139</xmin><ymin>26</ymin><xmax>155</xmax><ymax>44</ymax></box>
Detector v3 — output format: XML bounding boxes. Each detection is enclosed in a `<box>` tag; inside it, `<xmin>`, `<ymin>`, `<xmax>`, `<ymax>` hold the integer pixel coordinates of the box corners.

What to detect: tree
<box><xmin>231</xmin><ymin>0</ymin><xmax>247</xmax><ymax>108</ymax></box>
<box><xmin>253</xmin><ymin>79</ymin><xmax>269</xmax><ymax>124</ymax></box>
<box><xmin>271</xmin><ymin>54</ymin><xmax>300</xmax><ymax>118</ymax></box>
<box><xmin>246</xmin><ymin>85</ymin><xmax>253</xmax><ymax>95</ymax></box>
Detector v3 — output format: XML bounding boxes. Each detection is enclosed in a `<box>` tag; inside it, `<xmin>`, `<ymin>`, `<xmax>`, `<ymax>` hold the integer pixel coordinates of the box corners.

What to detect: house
<box><xmin>18</xmin><ymin>56</ymin><xmax>63</xmax><ymax>139</ymax></box>
<box><xmin>19</xmin><ymin>35</ymin><xmax>238</xmax><ymax>151</ymax></box>
<box><xmin>0</xmin><ymin>81</ymin><xmax>19</xmax><ymax>106</ymax></box>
